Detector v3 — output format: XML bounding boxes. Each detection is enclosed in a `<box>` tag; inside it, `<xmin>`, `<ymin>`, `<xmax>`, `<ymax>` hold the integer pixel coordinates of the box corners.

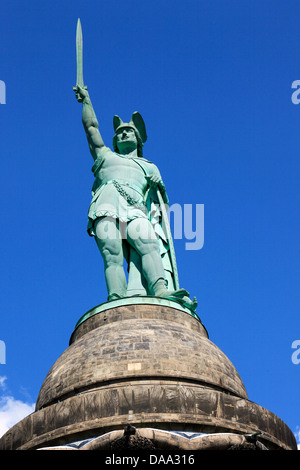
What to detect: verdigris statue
<box><xmin>73</xmin><ymin>19</ymin><xmax>197</xmax><ymax>312</ymax></box>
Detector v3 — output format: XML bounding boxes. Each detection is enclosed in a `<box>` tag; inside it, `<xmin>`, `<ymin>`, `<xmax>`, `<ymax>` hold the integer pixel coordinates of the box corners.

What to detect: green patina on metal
<box><xmin>73</xmin><ymin>19</ymin><xmax>198</xmax><ymax>314</ymax></box>
<box><xmin>74</xmin><ymin>296</ymin><xmax>202</xmax><ymax>331</ymax></box>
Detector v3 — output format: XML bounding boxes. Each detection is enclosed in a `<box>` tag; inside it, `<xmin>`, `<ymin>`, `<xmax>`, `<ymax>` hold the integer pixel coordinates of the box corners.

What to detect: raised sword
<box><xmin>73</xmin><ymin>18</ymin><xmax>87</xmax><ymax>100</ymax></box>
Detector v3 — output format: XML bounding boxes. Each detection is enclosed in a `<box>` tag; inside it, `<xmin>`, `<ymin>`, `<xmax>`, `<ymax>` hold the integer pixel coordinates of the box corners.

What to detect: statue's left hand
<box><xmin>146</xmin><ymin>175</ymin><xmax>165</xmax><ymax>190</ymax></box>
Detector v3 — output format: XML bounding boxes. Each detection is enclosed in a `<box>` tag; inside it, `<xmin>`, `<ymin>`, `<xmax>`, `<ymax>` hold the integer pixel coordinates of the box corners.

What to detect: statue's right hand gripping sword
<box><xmin>73</xmin><ymin>18</ymin><xmax>87</xmax><ymax>101</ymax></box>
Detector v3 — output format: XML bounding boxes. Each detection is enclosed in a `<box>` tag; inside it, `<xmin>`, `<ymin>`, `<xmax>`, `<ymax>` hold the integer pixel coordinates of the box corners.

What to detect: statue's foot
<box><xmin>155</xmin><ymin>288</ymin><xmax>197</xmax><ymax>312</ymax></box>
<box><xmin>182</xmin><ymin>295</ymin><xmax>198</xmax><ymax>312</ymax></box>
<box><xmin>169</xmin><ymin>293</ymin><xmax>197</xmax><ymax>313</ymax></box>
<box><xmin>155</xmin><ymin>288</ymin><xmax>189</xmax><ymax>299</ymax></box>
<box><xmin>107</xmin><ymin>293</ymin><xmax>124</xmax><ymax>301</ymax></box>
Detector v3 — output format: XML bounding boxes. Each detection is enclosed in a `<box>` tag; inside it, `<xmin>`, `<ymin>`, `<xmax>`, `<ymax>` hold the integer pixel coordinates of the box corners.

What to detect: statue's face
<box><xmin>115</xmin><ymin>127</ymin><xmax>137</xmax><ymax>153</ymax></box>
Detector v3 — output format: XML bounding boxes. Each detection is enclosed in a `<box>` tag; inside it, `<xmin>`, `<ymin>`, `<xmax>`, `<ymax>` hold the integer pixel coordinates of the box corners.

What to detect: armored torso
<box><xmin>87</xmin><ymin>146</ymin><xmax>161</xmax><ymax>235</ymax></box>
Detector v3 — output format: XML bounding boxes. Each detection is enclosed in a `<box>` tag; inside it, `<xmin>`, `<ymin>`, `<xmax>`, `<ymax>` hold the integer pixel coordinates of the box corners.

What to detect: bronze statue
<box><xmin>73</xmin><ymin>19</ymin><xmax>197</xmax><ymax>312</ymax></box>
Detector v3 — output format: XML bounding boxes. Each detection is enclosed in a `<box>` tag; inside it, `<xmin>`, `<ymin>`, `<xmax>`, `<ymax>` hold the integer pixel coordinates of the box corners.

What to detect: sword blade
<box><xmin>76</xmin><ymin>18</ymin><xmax>84</xmax><ymax>87</ymax></box>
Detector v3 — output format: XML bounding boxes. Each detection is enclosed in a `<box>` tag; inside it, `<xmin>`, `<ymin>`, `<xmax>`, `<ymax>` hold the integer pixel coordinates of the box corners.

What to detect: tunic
<box><xmin>87</xmin><ymin>146</ymin><xmax>162</xmax><ymax>236</ymax></box>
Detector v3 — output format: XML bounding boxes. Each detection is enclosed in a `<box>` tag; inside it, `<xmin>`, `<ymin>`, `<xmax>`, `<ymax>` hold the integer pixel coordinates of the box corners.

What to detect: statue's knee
<box><xmin>134</xmin><ymin>237</ymin><xmax>160</xmax><ymax>256</ymax></box>
<box><xmin>127</xmin><ymin>220</ymin><xmax>158</xmax><ymax>253</ymax></box>
<box><xmin>98</xmin><ymin>238</ymin><xmax>121</xmax><ymax>256</ymax></box>
<box><xmin>97</xmin><ymin>240</ymin><xmax>123</xmax><ymax>266</ymax></box>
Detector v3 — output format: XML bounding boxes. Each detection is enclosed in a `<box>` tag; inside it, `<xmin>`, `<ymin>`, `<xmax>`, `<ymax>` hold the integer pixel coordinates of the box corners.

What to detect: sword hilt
<box><xmin>73</xmin><ymin>84</ymin><xmax>88</xmax><ymax>103</ymax></box>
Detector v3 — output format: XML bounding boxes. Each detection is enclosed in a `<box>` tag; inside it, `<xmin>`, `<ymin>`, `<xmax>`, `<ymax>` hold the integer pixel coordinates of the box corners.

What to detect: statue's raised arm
<box><xmin>74</xmin><ymin>85</ymin><xmax>105</xmax><ymax>161</ymax></box>
<box><xmin>73</xmin><ymin>18</ymin><xmax>105</xmax><ymax>161</ymax></box>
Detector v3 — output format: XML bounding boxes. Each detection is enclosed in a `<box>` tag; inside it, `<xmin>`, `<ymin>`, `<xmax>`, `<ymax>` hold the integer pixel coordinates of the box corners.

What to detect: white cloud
<box><xmin>294</xmin><ymin>426</ymin><xmax>300</xmax><ymax>450</ymax></box>
<box><xmin>0</xmin><ymin>376</ymin><xmax>7</xmax><ymax>389</ymax></box>
<box><xmin>0</xmin><ymin>376</ymin><xmax>35</xmax><ymax>438</ymax></box>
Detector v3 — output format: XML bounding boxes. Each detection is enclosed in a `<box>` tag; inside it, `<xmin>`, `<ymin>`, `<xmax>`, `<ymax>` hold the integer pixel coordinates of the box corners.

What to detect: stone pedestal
<box><xmin>0</xmin><ymin>298</ymin><xmax>297</xmax><ymax>450</ymax></box>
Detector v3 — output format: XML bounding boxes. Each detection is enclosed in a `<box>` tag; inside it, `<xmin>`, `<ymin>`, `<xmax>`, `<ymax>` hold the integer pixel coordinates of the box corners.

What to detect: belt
<box><xmin>99</xmin><ymin>179</ymin><xmax>145</xmax><ymax>197</ymax></box>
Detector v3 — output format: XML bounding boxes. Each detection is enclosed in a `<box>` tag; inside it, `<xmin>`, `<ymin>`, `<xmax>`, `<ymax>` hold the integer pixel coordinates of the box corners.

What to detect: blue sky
<box><xmin>0</xmin><ymin>0</ymin><xmax>299</xmax><ymax>446</ymax></box>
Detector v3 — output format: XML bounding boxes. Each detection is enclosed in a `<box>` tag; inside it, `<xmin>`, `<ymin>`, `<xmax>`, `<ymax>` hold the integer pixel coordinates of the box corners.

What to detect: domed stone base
<box><xmin>0</xmin><ymin>298</ymin><xmax>297</xmax><ymax>450</ymax></box>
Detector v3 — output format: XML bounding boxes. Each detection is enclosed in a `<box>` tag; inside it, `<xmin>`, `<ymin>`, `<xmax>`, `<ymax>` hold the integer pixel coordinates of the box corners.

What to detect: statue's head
<box><xmin>113</xmin><ymin>111</ymin><xmax>147</xmax><ymax>157</ymax></box>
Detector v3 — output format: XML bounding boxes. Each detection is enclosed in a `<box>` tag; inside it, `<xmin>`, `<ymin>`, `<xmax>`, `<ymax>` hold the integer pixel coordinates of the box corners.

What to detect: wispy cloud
<box><xmin>294</xmin><ymin>426</ymin><xmax>300</xmax><ymax>450</ymax></box>
<box><xmin>0</xmin><ymin>377</ymin><xmax>7</xmax><ymax>389</ymax></box>
<box><xmin>0</xmin><ymin>376</ymin><xmax>35</xmax><ymax>438</ymax></box>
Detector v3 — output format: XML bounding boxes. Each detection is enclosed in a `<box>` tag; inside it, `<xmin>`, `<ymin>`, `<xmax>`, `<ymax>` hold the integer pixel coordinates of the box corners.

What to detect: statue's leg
<box><xmin>126</xmin><ymin>218</ymin><xmax>167</xmax><ymax>295</ymax></box>
<box><xmin>126</xmin><ymin>218</ymin><xmax>197</xmax><ymax>311</ymax></box>
<box><xmin>94</xmin><ymin>217</ymin><xmax>127</xmax><ymax>300</ymax></box>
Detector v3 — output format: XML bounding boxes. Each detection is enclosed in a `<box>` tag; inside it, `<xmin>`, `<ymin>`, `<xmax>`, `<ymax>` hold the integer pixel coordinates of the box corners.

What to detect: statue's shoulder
<box><xmin>135</xmin><ymin>156</ymin><xmax>157</xmax><ymax>168</ymax></box>
<box><xmin>91</xmin><ymin>146</ymin><xmax>113</xmax><ymax>174</ymax></box>
<box><xmin>132</xmin><ymin>156</ymin><xmax>159</xmax><ymax>177</ymax></box>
